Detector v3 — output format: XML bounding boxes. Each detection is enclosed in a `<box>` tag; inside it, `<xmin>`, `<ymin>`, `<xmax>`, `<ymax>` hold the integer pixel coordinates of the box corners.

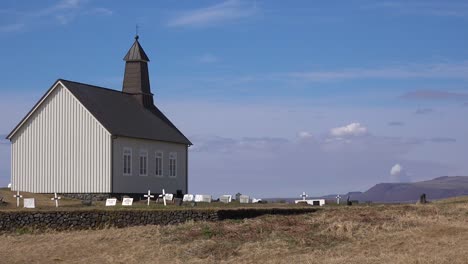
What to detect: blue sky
<box><xmin>1</xmin><ymin>0</ymin><xmax>468</xmax><ymax>197</ymax></box>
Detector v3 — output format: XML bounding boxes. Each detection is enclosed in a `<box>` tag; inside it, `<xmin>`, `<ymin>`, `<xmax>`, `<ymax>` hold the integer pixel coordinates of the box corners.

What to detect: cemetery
<box><xmin>0</xmin><ymin>188</ymin><xmax>321</xmax><ymax>233</ymax></box>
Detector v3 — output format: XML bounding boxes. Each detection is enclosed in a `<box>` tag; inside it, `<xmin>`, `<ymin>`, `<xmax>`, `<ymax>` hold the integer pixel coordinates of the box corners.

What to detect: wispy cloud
<box><xmin>363</xmin><ymin>1</ymin><xmax>468</xmax><ymax>17</ymax></box>
<box><xmin>0</xmin><ymin>0</ymin><xmax>112</xmax><ymax>33</ymax></box>
<box><xmin>167</xmin><ymin>0</ymin><xmax>257</xmax><ymax>28</ymax></box>
<box><xmin>288</xmin><ymin>62</ymin><xmax>468</xmax><ymax>82</ymax></box>
<box><xmin>400</xmin><ymin>90</ymin><xmax>468</xmax><ymax>101</ymax></box>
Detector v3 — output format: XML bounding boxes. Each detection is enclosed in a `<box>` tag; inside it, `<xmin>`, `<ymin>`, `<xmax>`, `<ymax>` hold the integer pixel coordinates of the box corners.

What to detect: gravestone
<box><xmin>51</xmin><ymin>193</ymin><xmax>61</xmax><ymax>207</ymax></box>
<box><xmin>252</xmin><ymin>198</ymin><xmax>262</xmax><ymax>203</ymax></box>
<box><xmin>122</xmin><ymin>197</ymin><xmax>133</xmax><ymax>206</ymax></box>
<box><xmin>144</xmin><ymin>190</ymin><xmax>154</xmax><ymax>206</ymax></box>
<box><xmin>183</xmin><ymin>194</ymin><xmax>194</xmax><ymax>202</ymax></box>
<box><xmin>220</xmin><ymin>195</ymin><xmax>232</xmax><ymax>203</ymax></box>
<box><xmin>165</xmin><ymin>193</ymin><xmax>174</xmax><ymax>202</ymax></box>
<box><xmin>13</xmin><ymin>191</ymin><xmax>23</xmax><ymax>207</ymax></box>
<box><xmin>240</xmin><ymin>195</ymin><xmax>250</xmax><ymax>204</ymax></box>
<box><xmin>105</xmin><ymin>198</ymin><xmax>117</xmax><ymax>206</ymax></box>
<box><xmin>195</xmin><ymin>194</ymin><xmax>212</xmax><ymax>203</ymax></box>
<box><xmin>336</xmin><ymin>195</ymin><xmax>341</xmax><ymax>205</ymax></box>
<box><xmin>23</xmin><ymin>198</ymin><xmax>35</xmax><ymax>208</ymax></box>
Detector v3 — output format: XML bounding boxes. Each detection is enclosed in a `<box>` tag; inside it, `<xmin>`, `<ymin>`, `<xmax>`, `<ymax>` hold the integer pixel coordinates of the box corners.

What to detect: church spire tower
<box><xmin>122</xmin><ymin>35</ymin><xmax>154</xmax><ymax>108</ymax></box>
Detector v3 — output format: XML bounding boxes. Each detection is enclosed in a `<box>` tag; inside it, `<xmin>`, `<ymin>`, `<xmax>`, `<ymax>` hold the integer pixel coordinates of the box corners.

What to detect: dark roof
<box><xmin>123</xmin><ymin>36</ymin><xmax>150</xmax><ymax>62</ymax></box>
<box><xmin>61</xmin><ymin>79</ymin><xmax>191</xmax><ymax>145</ymax></box>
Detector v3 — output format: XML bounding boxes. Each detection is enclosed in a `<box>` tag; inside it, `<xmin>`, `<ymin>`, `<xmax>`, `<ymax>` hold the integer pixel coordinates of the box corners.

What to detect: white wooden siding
<box><xmin>11</xmin><ymin>83</ymin><xmax>112</xmax><ymax>193</ymax></box>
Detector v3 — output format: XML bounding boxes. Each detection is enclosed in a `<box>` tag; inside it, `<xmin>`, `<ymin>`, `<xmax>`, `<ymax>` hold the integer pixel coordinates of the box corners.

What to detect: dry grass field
<box><xmin>1</xmin><ymin>196</ymin><xmax>468</xmax><ymax>264</ymax></box>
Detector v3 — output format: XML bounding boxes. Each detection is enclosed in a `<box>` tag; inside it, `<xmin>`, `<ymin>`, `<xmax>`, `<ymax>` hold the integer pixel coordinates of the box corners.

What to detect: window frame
<box><xmin>155</xmin><ymin>151</ymin><xmax>163</xmax><ymax>177</ymax></box>
<box><xmin>123</xmin><ymin>147</ymin><xmax>132</xmax><ymax>176</ymax></box>
<box><xmin>139</xmin><ymin>149</ymin><xmax>148</xmax><ymax>176</ymax></box>
<box><xmin>169</xmin><ymin>152</ymin><xmax>177</xmax><ymax>178</ymax></box>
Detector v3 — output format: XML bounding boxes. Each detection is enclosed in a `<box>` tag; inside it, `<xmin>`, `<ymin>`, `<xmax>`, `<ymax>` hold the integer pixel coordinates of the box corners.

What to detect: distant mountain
<box><xmin>334</xmin><ymin>176</ymin><xmax>468</xmax><ymax>203</ymax></box>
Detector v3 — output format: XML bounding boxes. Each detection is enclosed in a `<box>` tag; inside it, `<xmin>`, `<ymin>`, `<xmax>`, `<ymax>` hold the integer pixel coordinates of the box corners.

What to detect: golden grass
<box><xmin>2</xmin><ymin>198</ymin><xmax>468</xmax><ymax>263</ymax></box>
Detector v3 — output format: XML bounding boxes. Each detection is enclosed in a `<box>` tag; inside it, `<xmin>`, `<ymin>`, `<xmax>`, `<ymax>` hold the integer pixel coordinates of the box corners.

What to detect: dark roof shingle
<box><xmin>61</xmin><ymin>79</ymin><xmax>191</xmax><ymax>145</ymax></box>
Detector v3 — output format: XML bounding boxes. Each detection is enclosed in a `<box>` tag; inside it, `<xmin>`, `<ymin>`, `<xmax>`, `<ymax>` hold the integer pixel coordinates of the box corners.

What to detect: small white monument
<box><xmin>183</xmin><ymin>194</ymin><xmax>194</xmax><ymax>202</ymax></box>
<box><xmin>158</xmin><ymin>189</ymin><xmax>169</xmax><ymax>206</ymax></box>
<box><xmin>51</xmin><ymin>193</ymin><xmax>61</xmax><ymax>207</ymax></box>
<box><xmin>122</xmin><ymin>197</ymin><xmax>133</xmax><ymax>206</ymax></box>
<box><xmin>219</xmin><ymin>195</ymin><xmax>232</xmax><ymax>203</ymax></box>
<box><xmin>7</xmin><ymin>183</ymin><xmax>11</xmax><ymax>189</ymax></box>
<box><xmin>144</xmin><ymin>190</ymin><xmax>154</xmax><ymax>206</ymax></box>
<box><xmin>239</xmin><ymin>195</ymin><xmax>250</xmax><ymax>204</ymax></box>
<box><xmin>336</xmin><ymin>195</ymin><xmax>341</xmax><ymax>205</ymax></box>
<box><xmin>13</xmin><ymin>190</ymin><xmax>23</xmax><ymax>207</ymax></box>
<box><xmin>105</xmin><ymin>198</ymin><xmax>117</xmax><ymax>206</ymax></box>
<box><xmin>252</xmin><ymin>198</ymin><xmax>262</xmax><ymax>203</ymax></box>
<box><xmin>23</xmin><ymin>198</ymin><xmax>35</xmax><ymax>208</ymax></box>
<box><xmin>165</xmin><ymin>193</ymin><xmax>174</xmax><ymax>202</ymax></box>
<box><xmin>294</xmin><ymin>199</ymin><xmax>326</xmax><ymax>206</ymax></box>
<box><xmin>301</xmin><ymin>192</ymin><xmax>308</xmax><ymax>201</ymax></box>
<box><xmin>194</xmin><ymin>194</ymin><xmax>212</xmax><ymax>203</ymax></box>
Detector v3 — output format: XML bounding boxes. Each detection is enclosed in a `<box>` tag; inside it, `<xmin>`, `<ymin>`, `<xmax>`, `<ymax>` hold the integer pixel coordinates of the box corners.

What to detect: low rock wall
<box><xmin>0</xmin><ymin>208</ymin><xmax>317</xmax><ymax>232</ymax></box>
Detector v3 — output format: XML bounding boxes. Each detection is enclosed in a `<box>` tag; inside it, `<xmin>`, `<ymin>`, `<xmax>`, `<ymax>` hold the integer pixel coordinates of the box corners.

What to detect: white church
<box><xmin>6</xmin><ymin>35</ymin><xmax>192</xmax><ymax>197</ymax></box>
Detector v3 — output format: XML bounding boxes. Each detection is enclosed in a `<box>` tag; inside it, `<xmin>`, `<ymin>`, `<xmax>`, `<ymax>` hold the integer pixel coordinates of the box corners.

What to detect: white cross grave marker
<box><xmin>301</xmin><ymin>192</ymin><xmax>308</xmax><ymax>201</ymax></box>
<box><xmin>13</xmin><ymin>190</ymin><xmax>23</xmax><ymax>207</ymax></box>
<box><xmin>159</xmin><ymin>189</ymin><xmax>167</xmax><ymax>206</ymax></box>
<box><xmin>336</xmin><ymin>195</ymin><xmax>341</xmax><ymax>205</ymax></box>
<box><xmin>51</xmin><ymin>192</ymin><xmax>61</xmax><ymax>207</ymax></box>
<box><xmin>144</xmin><ymin>190</ymin><xmax>154</xmax><ymax>206</ymax></box>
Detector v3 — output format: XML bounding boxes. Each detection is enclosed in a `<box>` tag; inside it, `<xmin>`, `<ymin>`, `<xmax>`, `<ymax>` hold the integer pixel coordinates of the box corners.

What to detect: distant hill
<box><xmin>333</xmin><ymin>176</ymin><xmax>468</xmax><ymax>203</ymax></box>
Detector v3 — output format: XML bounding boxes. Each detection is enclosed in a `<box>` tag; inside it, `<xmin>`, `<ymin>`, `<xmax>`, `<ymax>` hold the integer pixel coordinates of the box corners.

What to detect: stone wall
<box><xmin>0</xmin><ymin>208</ymin><xmax>317</xmax><ymax>232</ymax></box>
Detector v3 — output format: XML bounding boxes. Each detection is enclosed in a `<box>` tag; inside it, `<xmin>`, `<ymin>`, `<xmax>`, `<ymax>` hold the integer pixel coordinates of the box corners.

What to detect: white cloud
<box><xmin>167</xmin><ymin>0</ymin><xmax>257</xmax><ymax>28</ymax></box>
<box><xmin>330</xmin><ymin>123</ymin><xmax>368</xmax><ymax>137</ymax></box>
<box><xmin>390</xmin><ymin>163</ymin><xmax>410</xmax><ymax>183</ymax></box>
<box><xmin>390</xmin><ymin>163</ymin><xmax>403</xmax><ymax>176</ymax></box>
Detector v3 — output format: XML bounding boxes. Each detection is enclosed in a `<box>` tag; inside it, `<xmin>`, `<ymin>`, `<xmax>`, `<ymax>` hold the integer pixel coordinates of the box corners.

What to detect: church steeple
<box><xmin>122</xmin><ymin>35</ymin><xmax>154</xmax><ymax>108</ymax></box>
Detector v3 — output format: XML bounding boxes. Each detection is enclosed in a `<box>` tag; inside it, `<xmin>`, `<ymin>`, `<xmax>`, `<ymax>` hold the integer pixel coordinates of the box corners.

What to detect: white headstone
<box><xmin>219</xmin><ymin>195</ymin><xmax>232</xmax><ymax>203</ymax></box>
<box><xmin>7</xmin><ymin>183</ymin><xmax>11</xmax><ymax>189</ymax></box>
<box><xmin>294</xmin><ymin>199</ymin><xmax>325</xmax><ymax>206</ymax></box>
<box><xmin>165</xmin><ymin>193</ymin><xmax>174</xmax><ymax>201</ymax></box>
<box><xmin>195</xmin><ymin>194</ymin><xmax>212</xmax><ymax>203</ymax></box>
<box><xmin>105</xmin><ymin>198</ymin><xmax>117</xmax><ymax>206</ymax></box>
<box><xmin>183</xmin><ymin>194</ymin><xmax>194</xmax><ymax>202</ymax></box>
<box><xmin>51</xmin><ymin>193</ymin><xmax>61</xmax><ymax>208</ymax></box>
<box><xmin>23</xmin><ymin>198</ymin><xmax>35</xmax><ymax>208</ymax></box>
<box><xmin>336</xmin><ymin>195</ymin><xmax>341</xmax><ymax>205</ymax></box>
<box><xmin>301</xmin><ymin>192</ymin><xmax>308</xmax><ymax>201</ymax></box>
<box><xmin>159</xmin><ymin>189</ymin><xmax>167</xmax><ymax>206</ymax></box>
<box><xmin>13</xmin><ymin>190</ymin><xmax>23</xmax><ymax>207</ymax></box>
<box><xmin>239</xmin><ymin>195</ymin><xmax>250</xmax><ymax>204</ymax></box>
<box><xmin>252</xmin><ymin>198</ymin><xmax>262</xmax><ymax>203</ymax></box>
<box><xmin>144</xmin><ymin>190</ymin><xmax>154</xmax><ymax>206</ymax></box>
<box><xmin>122</xmin><ymin>197</ymin><xmax>133</xmax><ymax>206</ymax></box>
